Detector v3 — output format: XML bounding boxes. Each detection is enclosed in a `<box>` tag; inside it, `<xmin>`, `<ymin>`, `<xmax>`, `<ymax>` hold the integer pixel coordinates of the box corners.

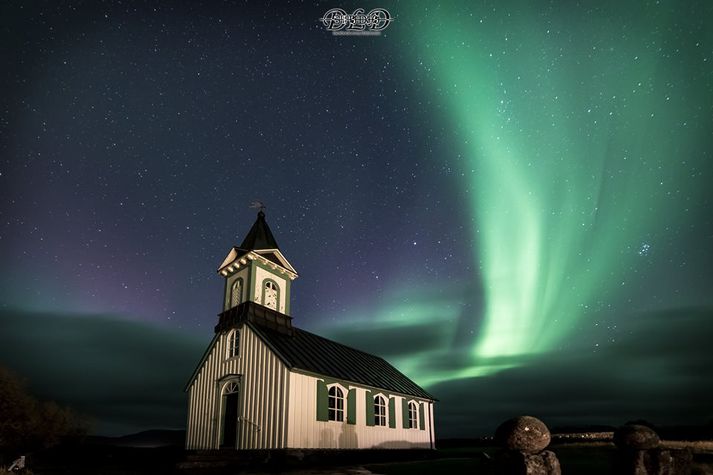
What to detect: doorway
<box><xmin>221</xmin><ymin>381</ymin><xmax>240</xmax><ymax>448</ymax></box>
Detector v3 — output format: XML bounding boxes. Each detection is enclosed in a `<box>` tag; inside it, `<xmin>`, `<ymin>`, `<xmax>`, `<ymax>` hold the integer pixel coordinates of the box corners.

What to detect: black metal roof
<box><xmin>246</xmin><ymin>315</ymin><xmax>435</xmax><ymax>400</ymax></box>
<box><xmin>239</xmin><ymin>210</ymin><xmax>279</xmax><ymax>250</ymax></box>
<box><xmin>188</xmin><ymin>304</ymin><xmax>435</xmax><ymax>400</ymax></box>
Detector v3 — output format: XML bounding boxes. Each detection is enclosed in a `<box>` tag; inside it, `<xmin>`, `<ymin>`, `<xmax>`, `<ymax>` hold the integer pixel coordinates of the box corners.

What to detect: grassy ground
<box><xmin>11</xmin><ymin>440</ymin><xmax>713</xmax><ymax>474</ymax></box>
<box><xmin>363</xmin><ymin>444</ymin><xmax>615</xmax><ymax>475</ymax></box>
<box><xmin>365</xmin><ymin>442</ymin><xmax>712</xmax><ymax>475</ymax></box>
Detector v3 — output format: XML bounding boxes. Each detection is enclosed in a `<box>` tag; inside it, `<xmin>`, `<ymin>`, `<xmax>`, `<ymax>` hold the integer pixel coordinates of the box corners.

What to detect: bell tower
<box><xmin>217</xmin><ymin>210</ymin><xmax>298</xmax><ymax>315</ymax></box>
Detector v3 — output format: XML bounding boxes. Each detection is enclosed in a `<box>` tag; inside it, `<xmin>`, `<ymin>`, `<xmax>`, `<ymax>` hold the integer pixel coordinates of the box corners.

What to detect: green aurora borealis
<box><xmin>422</xmin><ymin>2</ymin><xmax>711</xmax><ymax>375</ymax></box>
<box><xmin>330</xmin><ymin>0</ymin><xmax>713</xmax><ymax>386</ymax></box>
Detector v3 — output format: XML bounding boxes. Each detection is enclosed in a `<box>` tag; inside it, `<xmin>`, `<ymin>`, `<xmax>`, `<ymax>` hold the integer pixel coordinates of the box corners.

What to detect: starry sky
<box><xmin>1</xmin><ymin>1</ymin><xmax>712</xmax><ymax>437</ymax></box>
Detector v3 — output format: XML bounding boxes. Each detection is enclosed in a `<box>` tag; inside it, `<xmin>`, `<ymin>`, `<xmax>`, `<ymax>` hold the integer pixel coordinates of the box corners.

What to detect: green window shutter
<box><xmin>388</xmin><ymin>397</ymin><xmax>396</xmax><ymax>428</ymax></box>
<box><xmin>402</xmin><ymin>398</ymin><xmax>410</xmax><ymax>429</ymax></box>
<box><xmin>347</xmin><ymin>388</ymin><xmax>357</xmax><ymax>425</ymax></box>
<box><xmin>419</xmin><ymin>402</ymin><xmax>426</xmax><ymax>430</ymax></box>
<box><xmin>316</xmin><ymin>380</ymin><xmax>328</xmax><ymax>421</ymax></box>
<box><xmin>365</xmin><ymin>390</ymin><xmax>374</xmax><ymax>426</ymax></box>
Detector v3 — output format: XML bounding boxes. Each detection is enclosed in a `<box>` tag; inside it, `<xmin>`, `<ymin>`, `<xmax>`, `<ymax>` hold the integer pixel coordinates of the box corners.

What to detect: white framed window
<box><xmin>374</xmin><ymin>395</ymin><xmax>387</xmax><ymax>426</ymax></box>
<box><xmin>223</xmin><ymin>380</ymin><xmax>240</xmax><ymax>395</ymax></box>
<box><xmin>227</xmin><ymin>330</ymin><xmax>240</xmax><ymax>358</ymax></box>
<box><xmin>408</xmin><ymin>401</ymin><xmax>418</xmax><ymax>429</ymax></box>
<box><xmin>263</xmin><ymin>280</ymin><xmax>278</xmax><ymax>310</ymax></box>
<box><xmin>230</xmin><ymin>279</ymin><xmax>243</xmax><ymax>307</ymax></box>
<box><xmin>328</xmin><ymin>386</ymin><xmax>344</xmax><ymax>422</ymax></box>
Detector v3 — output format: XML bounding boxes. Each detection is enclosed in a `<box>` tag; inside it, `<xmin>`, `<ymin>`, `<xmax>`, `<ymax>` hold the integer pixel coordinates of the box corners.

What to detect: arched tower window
<box><xmin>374</xmin><ymin>395</ymin><xmax>387</xmax><ymax>426</ymax></box>
<box><xmin>227</xmin><ymin>330</ymin><xmax>240</xmax><ymax>358</ymax></box>
<box><xmin>328</xmin><ymin>386</ymin><xmax>344</xmax><ymax>422</ymax></box>
<box><xmin>263</xmin><ymin>280</ymin><xmax>278</xmax><ymax>310</ymax></box>
<box><xmin>231</xmin><ymin>278</ymin><xmax>243</xmax><ymax>308</ymax></box>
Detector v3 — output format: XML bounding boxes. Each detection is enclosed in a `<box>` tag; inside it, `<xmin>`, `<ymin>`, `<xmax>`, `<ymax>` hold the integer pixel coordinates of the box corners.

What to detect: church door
<box><xmin>221</xmin><ymin>382</ymin><xmax>240</xmax><ymax>448</ymax></box>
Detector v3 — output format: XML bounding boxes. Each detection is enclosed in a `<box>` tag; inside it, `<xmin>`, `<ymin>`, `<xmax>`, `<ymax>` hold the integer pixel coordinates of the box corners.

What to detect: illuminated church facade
<box><xmin>185</xmin><ymin>211</ymin><xmax>436</xmax><ymax>450</ymax></box>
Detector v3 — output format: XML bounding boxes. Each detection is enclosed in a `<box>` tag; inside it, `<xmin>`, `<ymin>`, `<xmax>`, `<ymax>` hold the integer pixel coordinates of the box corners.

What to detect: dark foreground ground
<box><xmin>5</xmin><ymin>439</ymin><xmax>713</xmax><ymax>474</ymax></box>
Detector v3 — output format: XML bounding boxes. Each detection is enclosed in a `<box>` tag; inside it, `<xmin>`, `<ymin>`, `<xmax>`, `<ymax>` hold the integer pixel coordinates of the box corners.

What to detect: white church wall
<box><xmin>186</xmin><ymin>335</ymin><xmax>221</xmax><ymax>449</ymax></box>
<box><xmin>286</xmin><ymin>372</ymin><xmax>434</xmax><ymax>449</ymax></box>
<box><xmin>186</xmin><ymin>324</ymin><xmax>290</xmax><ymax>449</ymax></box>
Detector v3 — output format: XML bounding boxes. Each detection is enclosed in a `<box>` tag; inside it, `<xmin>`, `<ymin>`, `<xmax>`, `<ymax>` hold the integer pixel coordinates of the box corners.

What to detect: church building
<box><xmin>185</xmin><ymin>211</ymin><xmax>436</xmax><ymax>450</ymax></box>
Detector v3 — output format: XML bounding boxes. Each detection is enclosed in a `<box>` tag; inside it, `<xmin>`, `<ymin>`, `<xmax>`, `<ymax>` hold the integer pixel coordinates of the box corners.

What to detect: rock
<box><xmin>495</xmin><ymin>416</ymin><xmax>552</xmax><ymax>454</ymax></box>
<box><xmin>528</xmin><ymin>450</ymin><xmax>562</xmax><ymax>475</ymax></box>
<box><xmin>692</xmin><ymin>463</ymin><xmax>713</xmax><ymax>475</ymax></box>
<box><xmin>615</xmin><ymin>448</ymin><xmax>693</xmax><ymax>475</ymax></box>
<box><xmin>496</xmin><ymin>450</ymin><xmax>562</xmax><ymax>475</ymax></box>
<box><xmin>613</xmin><ymin>424</ymin><xmax>661</xmax><ymax>450</ymax></box>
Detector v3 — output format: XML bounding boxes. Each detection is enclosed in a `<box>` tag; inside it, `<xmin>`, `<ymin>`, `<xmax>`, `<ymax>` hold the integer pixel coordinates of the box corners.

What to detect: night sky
<box><xmin>1</xmin><ymin>1</ymin><xmax>712</xmax><ymax>437</ymax></box>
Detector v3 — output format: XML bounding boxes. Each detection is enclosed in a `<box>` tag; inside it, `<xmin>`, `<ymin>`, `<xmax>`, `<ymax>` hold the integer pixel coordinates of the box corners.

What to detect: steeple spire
<box><xmin>239</xmin><ymin>210</ymin><xmax>279</xmax><ymax>250</ymax></box>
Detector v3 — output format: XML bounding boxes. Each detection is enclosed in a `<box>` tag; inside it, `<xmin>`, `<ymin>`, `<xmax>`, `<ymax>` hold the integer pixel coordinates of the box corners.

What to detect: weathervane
<box><xmin>250</xmin><ymin>200</ymin><xmax>266</xmax><ymax>213</ymax></box>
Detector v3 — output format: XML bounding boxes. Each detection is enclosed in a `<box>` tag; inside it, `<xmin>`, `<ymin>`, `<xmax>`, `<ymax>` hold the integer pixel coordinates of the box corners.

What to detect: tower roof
<box><xmin>239</xmin><ymin>210</ymin><xmax>279</xmax><ymax>250</ymax></box>
<box><xmin>218</xmin><ymin>210</ymin><xmax>296</xmax><ymax>275</ymax></box>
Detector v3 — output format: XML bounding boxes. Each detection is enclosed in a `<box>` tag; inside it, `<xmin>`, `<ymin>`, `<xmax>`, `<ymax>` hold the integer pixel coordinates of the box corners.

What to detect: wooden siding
<box><xmin>286</xmin><ymin>372</ymin><xmax>434</xmax><ymax>449</ymax></box>
<box><xmin>186</xmin><ymin>325</ymin><xmax>289</xmax><ymax>449</ymax></box>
